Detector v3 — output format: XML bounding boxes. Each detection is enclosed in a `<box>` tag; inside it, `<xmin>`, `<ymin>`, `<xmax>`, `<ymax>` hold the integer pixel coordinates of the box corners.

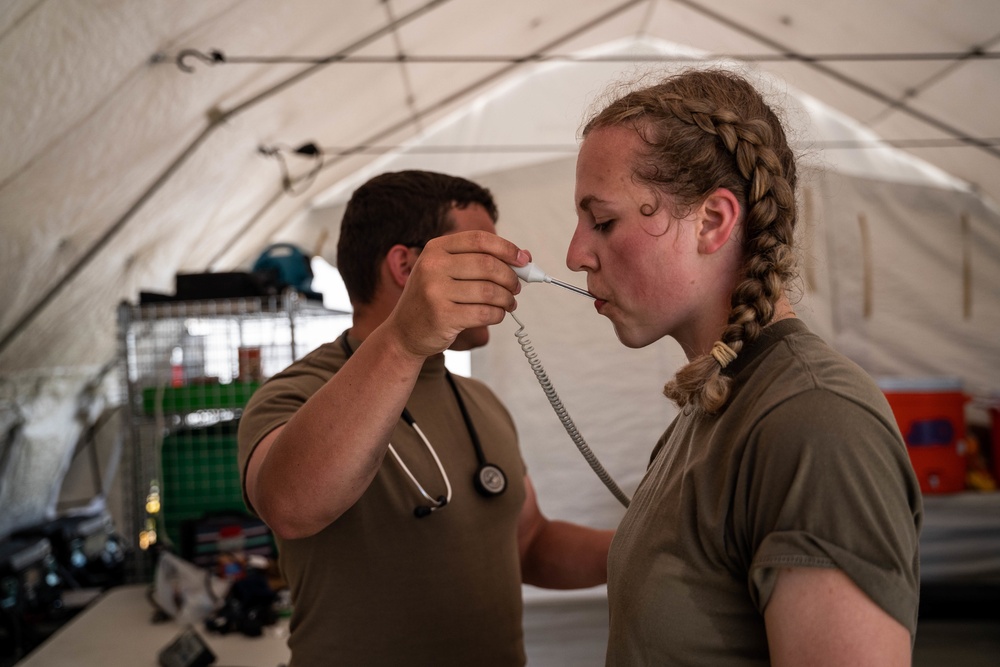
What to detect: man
<box><xmin>237</xmin><ymin>170</ymin><xmax>613</xmax><ymax>666</ymax></box>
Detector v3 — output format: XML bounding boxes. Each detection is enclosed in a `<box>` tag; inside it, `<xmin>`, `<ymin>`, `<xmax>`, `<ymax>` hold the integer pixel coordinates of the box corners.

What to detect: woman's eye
<box><xmin>593</xmin><ymin>219</ymin><xmax>614</xmax><ymax>233</ymax></box>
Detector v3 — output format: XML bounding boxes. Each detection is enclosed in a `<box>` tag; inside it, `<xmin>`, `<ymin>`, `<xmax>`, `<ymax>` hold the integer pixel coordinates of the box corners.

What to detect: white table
<box><xmin>19</xmin><ymin>583</ymin><xmax>605</xmax><ymax>667</ymax></box>
<box><xmin>18</xmin><ymin>584</ymin><xmax>291</xmax><ymax>667</ymax></box>
<box><xmin>920</xmin><ymin>491</ymin><xmax>1000</xmax><ymax>582</ymax></box>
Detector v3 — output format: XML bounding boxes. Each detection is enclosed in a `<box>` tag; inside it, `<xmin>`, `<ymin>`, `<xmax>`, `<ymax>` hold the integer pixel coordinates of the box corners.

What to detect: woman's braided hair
<box><xmin>583</xmin><ymin>68</ymin><xmax>799</xmax><ymax>413</ymax></box>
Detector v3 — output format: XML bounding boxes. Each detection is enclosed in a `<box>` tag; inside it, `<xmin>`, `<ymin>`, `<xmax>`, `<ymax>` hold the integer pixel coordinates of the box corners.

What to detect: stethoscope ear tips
<box><xmin>413</xmin><ymin>495</ymin><xmax>449</xmax><ymax>518</ymax></box>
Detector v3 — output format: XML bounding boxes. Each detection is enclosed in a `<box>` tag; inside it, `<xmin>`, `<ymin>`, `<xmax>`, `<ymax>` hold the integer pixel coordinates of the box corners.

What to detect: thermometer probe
<box><xmin>511</xmin><ymin>263</ymin><xmax>595</xmax><ymax>300</ymax></box>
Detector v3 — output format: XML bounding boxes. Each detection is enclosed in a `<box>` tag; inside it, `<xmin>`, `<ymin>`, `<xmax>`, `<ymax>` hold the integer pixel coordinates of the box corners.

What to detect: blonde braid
<box><xmin>667</xmin><ymin>88</ymin><xmax>796</xmax><ymax>412</ymax></box>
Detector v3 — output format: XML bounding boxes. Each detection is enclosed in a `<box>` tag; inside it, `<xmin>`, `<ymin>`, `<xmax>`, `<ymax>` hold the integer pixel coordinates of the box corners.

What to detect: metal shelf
<box><xmin>116</xmin><ymin>290</ymin><xmax>350</xmax><ymax>580</ymax></box>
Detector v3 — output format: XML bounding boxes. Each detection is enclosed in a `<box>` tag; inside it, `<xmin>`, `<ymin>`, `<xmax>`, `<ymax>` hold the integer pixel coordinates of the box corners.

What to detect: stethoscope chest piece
<box><xmin>474</xmin><ymin>463</ymin><xmax>507</xmax><ymax>497</ymax></box>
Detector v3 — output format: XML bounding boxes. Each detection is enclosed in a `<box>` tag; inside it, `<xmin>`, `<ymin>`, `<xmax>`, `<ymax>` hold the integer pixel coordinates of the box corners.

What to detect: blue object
<box><xmin>251</xmin><ymin>243</ymin><xmax>318</xmax><ymax>298</ymax></box>
<box><xmin>906</xmin><ymin>419</ymin><xmax>955</xmax><ymax>447</ymax></box>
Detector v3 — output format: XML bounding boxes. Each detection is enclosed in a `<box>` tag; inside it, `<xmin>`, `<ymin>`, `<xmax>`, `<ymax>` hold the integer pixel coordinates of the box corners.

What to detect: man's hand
<box><xmin>385</xmin><ymin>230</ymin><xmax>530</xmax><ymax>359</ymax></box>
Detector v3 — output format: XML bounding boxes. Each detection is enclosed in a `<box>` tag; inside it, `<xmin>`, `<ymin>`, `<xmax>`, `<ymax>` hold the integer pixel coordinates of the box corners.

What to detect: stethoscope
<box><xmin>340</xmin><ymin>333</ymin><xmax>507</xmax><ymax>518</ymax></box>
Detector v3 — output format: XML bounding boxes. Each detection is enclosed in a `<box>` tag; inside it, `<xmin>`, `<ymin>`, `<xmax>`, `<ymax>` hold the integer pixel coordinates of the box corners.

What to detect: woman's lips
<box><xmin>594</xmin><ymin>298</ymin><xmax>607</xmax><ymax>313</ymax></box>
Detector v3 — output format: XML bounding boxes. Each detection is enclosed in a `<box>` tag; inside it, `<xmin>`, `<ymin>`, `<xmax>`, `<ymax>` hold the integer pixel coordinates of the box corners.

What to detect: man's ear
<box><xmin>383</xmin><ymin>244</ymin><xmax>418</xmax><ymax>289</ymax></box>
<box><xmin>697</xmin><ymin>188</ymin><xmax>741</xmax><ymax>255</ymax></box>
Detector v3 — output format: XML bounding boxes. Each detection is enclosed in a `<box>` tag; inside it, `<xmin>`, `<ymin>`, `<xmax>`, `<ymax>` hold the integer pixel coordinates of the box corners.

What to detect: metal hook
<box><xmin>176</xmin><ymin>49</ymin><xmax>226</xmax><ymax>73</ymax></box>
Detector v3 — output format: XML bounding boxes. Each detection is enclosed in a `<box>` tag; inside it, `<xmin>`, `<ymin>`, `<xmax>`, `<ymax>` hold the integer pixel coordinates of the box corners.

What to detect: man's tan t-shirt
<box><xmin>238</xmin><ymin>333</ymin><xmax>528</xmax><ymax>667</ymax></box>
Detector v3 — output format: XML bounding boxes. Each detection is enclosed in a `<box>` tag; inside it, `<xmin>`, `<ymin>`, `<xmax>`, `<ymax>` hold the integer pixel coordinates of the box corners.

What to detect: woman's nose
<box><xmin>566</xmin><ymin>227</ymin><xmax>594</xmax><ymax>273</ymax></box>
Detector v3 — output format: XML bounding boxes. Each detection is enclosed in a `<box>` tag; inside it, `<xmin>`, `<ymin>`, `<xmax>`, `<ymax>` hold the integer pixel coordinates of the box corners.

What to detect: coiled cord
<box><xmin>509</xmin><ymin>312</ymin><xmax>631</xmax><ymax>508</ymax></box>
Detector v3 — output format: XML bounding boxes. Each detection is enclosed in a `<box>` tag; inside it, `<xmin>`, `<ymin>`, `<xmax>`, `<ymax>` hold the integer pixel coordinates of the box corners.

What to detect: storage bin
<box><xmin>879</xmin><ymin>377</ymin><xmax>968</xmax><ymax>494</ymax></box>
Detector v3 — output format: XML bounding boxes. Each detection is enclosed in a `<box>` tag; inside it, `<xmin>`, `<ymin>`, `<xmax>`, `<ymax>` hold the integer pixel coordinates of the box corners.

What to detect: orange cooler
<box><xmin>878</xmin><ymin>377</ymin><xmax>967</xmax><ymax>494</ymax></box>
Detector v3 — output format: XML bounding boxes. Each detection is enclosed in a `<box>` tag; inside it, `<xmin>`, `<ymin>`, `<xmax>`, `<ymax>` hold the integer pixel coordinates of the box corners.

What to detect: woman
<box><xmin>566</xmin><ymin>69</ymin><xmax>922</xmax><ymax>666</ymax></box>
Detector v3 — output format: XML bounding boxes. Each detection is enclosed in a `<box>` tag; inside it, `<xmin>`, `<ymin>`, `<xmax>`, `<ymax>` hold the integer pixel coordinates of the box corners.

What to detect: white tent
<box><xmin>1</xmin><ymin>1</ymin><xmax>999</xmax><ymax>661</ymax></box>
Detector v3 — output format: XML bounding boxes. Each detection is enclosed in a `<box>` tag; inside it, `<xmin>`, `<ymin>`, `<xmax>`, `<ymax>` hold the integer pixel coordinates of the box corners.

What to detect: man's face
<box><xmin>446</xmin><ymin>203</ymin><xmax>498</xmax><ymax>351</ymax></box>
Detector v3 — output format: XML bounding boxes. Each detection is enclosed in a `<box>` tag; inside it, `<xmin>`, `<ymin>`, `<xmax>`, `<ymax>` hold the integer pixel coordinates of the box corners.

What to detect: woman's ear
<box><xmin>697</xmin><ymin>188</ymin><xmax>741</xmax><ymax>255</ymax></box>
<box><xmin>383</xmin><ymin>244</ymin><xmax>418</xmax><ymax>289</ymax></box>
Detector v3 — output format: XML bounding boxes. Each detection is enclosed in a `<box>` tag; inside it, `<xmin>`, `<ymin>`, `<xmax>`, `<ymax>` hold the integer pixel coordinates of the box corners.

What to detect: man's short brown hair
<box><xmin>336</xmin><ymin>170</ymin><xmax>499</xmax><ymax>305</ymax></box>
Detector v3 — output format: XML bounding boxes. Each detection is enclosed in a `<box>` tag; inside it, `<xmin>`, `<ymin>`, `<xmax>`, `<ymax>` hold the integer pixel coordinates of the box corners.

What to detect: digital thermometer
<box><xmin>511</xmin><ymin>262</ymin><xmax>595</xmax><ymax>300</ymax></box>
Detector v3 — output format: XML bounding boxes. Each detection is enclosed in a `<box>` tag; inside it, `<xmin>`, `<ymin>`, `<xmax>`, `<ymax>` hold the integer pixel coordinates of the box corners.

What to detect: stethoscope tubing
<box><xmin>339</xmin><ymin>332</ymin><xmax>506</xmax><ymax>517</ymax></box>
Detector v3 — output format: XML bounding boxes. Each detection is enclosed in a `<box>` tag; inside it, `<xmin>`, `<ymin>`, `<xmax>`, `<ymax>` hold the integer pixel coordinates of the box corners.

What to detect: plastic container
<box><xmin>878</xmin><ymin>377</ymin><xmax>968</xmax><ymax>494</ymax></box>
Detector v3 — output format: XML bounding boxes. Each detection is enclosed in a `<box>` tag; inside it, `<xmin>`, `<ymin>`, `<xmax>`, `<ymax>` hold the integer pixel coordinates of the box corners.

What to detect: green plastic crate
<box><xmin>142</xmin><ymin>382</ymin><xmax>261</xmax><ymax>415</ymax></box>
<box><xmin>159</xmin><ymin>422</ymin><xmax>249</xmax><ymax>548</ymax></box>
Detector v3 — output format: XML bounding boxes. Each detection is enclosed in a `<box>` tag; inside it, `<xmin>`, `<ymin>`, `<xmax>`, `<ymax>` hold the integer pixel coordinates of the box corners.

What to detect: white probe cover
<box><xmin>511</xmin><ymin>262</ymin><xmax>548</xmax><ymax>283</ymax></box>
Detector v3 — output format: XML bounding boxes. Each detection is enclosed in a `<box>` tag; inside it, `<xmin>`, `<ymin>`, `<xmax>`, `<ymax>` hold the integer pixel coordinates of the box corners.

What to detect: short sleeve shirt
<box><xmin>237</xmin><ymin>332</ymin><xmax>528</xmax><ymax>667</ymax></box>
<box><xmin>606</xmin><ymin>319</ymin><xmax>922</xmax><ymax>666</ymax></box>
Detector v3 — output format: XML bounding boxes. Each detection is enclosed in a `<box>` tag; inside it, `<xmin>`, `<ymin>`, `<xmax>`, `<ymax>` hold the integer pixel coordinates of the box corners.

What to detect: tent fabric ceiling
<box><xmin>1</xmin><ymin>0</ymin><xmax>999</xmax><ymax>373</ymax></box>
